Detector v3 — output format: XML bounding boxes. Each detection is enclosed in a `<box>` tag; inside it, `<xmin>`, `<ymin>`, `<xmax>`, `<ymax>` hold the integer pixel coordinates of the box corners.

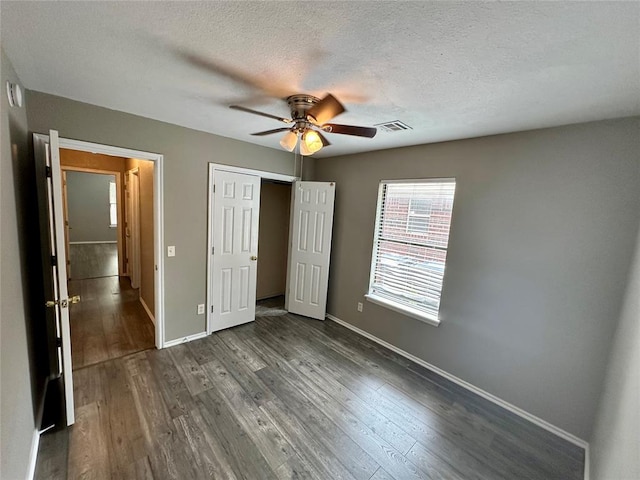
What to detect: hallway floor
<box><xmin>69</xmin><ymin>243</ymin><xmax>119</xmax><ymax>280</ymax></box>
<box><xmin>69</xmin><ymin>275</ymin><xmax>155</xmax><ymax>370</ymax></box>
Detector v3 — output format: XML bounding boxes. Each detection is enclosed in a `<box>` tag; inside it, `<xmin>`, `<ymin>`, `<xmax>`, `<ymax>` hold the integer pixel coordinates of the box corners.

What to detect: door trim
<box><xmin>124</xmin><ymin>167</ymin><xmax>141</xmax><ymax>288</ymax></box>
<box><xmin>34</xmin><ymin>134</ymin><xmax>166</xmax><ymax>349</ymax></box>
<box><xmin>206</xmin><ymin>163</ymin><xmax>298</xmax><ymax>334</ymax></box>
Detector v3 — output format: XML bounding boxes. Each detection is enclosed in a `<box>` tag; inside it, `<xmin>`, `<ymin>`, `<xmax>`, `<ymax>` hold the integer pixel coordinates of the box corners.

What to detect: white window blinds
<box><xmin>369</xmin><ymin>179</ymin><xmax>456</xmax><ymax>320</ymax></box>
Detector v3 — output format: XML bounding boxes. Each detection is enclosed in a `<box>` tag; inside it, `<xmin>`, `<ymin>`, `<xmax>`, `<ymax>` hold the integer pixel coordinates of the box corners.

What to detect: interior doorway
<box><xmin>207</xmin><ymin>165</ymin><xmax>296</xmax><ymax>333</ymax></box>
<box><xmin>206</xmin><ymin>163</ymin><xmax>336</xmax><ymax>334</ymax></box>
<box><xmin>34</xmin><ymin>131</ymin><xmax>165</xmax><ymax>427</ymax></box>
<box><xmin>62</xmin><ymin>169</ymin><xmax>121</xmax><ymax>280</ymax></box>
<box><xmin>59</xmin><ymin>149</ymin><xmax>156</xmax><ymax>370</ymax></box>
<box><xmin>256</xmin><ymin>180</ymin><xmax>292</xmax><ymax>304</ymax></box>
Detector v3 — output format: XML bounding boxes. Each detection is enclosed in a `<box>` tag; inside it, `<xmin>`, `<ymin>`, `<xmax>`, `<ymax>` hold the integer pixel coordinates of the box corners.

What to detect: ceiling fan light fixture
<box><xmin>230</xmin><ymin>92</ymin><xmax>376</xmax><ymax>153</ymax></box>
<box><xmin>301</xmin><ymin>129</ymin><xmax>323</xmax><ymax>155</ymax></box>
<box><xmin>279</xmin><ymin>130</ymin><xmax>298</xmax><ymax>151</ymax></box>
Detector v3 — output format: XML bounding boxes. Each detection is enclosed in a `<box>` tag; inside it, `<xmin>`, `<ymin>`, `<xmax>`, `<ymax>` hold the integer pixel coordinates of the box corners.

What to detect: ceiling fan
<box><xmin>230</xmin><ymin>94</ymin><xmax>377</xmax><ymax>155</ymax></box>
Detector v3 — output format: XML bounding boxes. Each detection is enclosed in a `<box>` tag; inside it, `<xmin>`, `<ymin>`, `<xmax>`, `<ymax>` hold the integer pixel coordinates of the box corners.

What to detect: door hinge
<box><xmin>211</xmin><ymin>305</ymin><xmax>214</xmax><ymax>313</ymax></box>
<box><xmin>211</xmin><ymin>246</ymin><xmax>214</xmax><ymax>255</ymax></box>
<box><xmin>51</xmin><ymin>255</ymin><xmax>57</xmax><ymax>267</ymax></box>
<box><xmin>56</xmin><ymin>337</ymin><xmax>62</xmax><ymax>348</ymax></box>
<box><xmin>213</xmin><ymin>184</ymin><xmax>216</xmax><ymax>193</ymax></box>
<box><xmin>45</xmin><ymin>166</ymin><xmax>52</xmax><ymax>178</ymax></box>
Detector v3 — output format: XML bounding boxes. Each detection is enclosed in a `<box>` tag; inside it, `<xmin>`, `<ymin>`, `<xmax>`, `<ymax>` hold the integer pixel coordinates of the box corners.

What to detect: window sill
<box><xmin>365</xmin><ymin>294</ymin><xmax>440</xmax><ymax>327</ymax></box>
<box><xmin>109</xmin><ymin>225</ymin><xmax>117</xmax><ymax>229</ymax></box>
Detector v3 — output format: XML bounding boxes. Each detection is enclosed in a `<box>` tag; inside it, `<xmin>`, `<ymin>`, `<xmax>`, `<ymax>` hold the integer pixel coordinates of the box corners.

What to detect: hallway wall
<box><xmin>66</xmin><ymin>171</ymin><xmax>117</xmax><ymax>242</ymax></box>
<box><xmin>126</xmin><ymin>158</ymin><xmax>155</xmax><ymax>317</ymax></box>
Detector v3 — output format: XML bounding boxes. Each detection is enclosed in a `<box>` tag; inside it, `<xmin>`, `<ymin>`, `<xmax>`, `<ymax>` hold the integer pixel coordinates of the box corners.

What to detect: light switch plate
<box><xmin>197</xmin><ymin>304</ymin><xmax>205</xmax><ymax>315</ymax></box>
<box><xmin>167</xmin><ymin>246</ymin><xmax>175</xmax><ymax>257</ymax></box>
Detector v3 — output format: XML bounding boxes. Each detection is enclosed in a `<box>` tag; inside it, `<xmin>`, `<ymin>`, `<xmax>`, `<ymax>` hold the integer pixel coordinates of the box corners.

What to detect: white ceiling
<box><xmin>2</xmin><ymin>1</ymin><xmax>639</xmax><ymax>157</ymax></box>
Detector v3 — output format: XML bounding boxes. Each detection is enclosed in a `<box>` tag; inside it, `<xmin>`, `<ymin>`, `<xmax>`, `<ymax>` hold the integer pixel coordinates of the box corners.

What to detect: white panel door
<box><xmin>286</xmin><ymin>181</ymin><xmax>336</xmax><ymax>320</ymax></box>
<box><xmin>34</xmin><ymin>130</ymin><xmax>75</xmax><ymax>425</ymax></box>
<box><xmin>211</xmin><ymin>171</ymin><xmax>261</xmax><ymax>331</ymax></box>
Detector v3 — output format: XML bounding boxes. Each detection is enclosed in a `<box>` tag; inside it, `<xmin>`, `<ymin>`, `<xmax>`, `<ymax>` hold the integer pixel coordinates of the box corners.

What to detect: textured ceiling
<box><xmin>2</xmin><ymin>1</ymin><xmax>639</xmax><ymax>157</ymax></box>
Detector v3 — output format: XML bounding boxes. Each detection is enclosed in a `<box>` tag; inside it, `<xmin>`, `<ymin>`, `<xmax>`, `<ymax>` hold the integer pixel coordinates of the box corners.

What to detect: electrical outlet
<box><xmin>197</xmin><ymin>304</ymin><xmax>205</xmax><ymax>315</ymax></box>
<box><xmin>167</xmin><ymin>245</ymin><xmax>175</xmax><ymax>257</ymax></box>
<box><xmin>357</xmin><ymin>302</ymin><xmax>363</xmax><ymax>312</ymax></box>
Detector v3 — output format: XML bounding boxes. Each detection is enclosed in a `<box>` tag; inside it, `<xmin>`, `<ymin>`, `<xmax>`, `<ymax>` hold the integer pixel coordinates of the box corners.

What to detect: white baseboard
<box><xmin>326</xmin><ymin>313</ymin><xmax>589</xmax><ymax>451</ymax></box>
<box><xmin>69</xmin><ymin>241</ymin><xmax>117</xmax><ymax>244</ymax></box>
<box><xmin>26</xmin><ymin>429</ymin><xmax>40</xmax><ymax>480</ymax></box>
<box><xmin>139</xmin><ymin>296</ymin><xmax>155</xmax><ymax>325</ymax></box>
<box><xmin>163</xmin><ymin>331</ymin><xmax>208</xmax><ymax>348</ymax></box>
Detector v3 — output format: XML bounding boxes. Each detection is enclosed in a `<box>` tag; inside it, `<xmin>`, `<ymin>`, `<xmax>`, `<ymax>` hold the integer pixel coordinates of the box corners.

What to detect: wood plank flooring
<box><xmin>69</xmin><ymin>242</ymin><xmax>119</xmax><ymax>279</ymax></box>
<box><xmin>36</xmin><ymin>312</ymin><xmax>585</xmax><ymax>480</ymax></box>
<box><xmin>69</xmin><ymin>276</ymin><xmax>155</xmax><ymax>370</ymax></box>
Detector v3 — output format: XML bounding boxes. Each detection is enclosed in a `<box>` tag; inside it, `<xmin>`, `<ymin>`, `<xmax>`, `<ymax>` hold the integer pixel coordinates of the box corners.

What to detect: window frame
<box><xmin>366</xmin><ymin>177</ymin><xmax>456</xmax><ymax>326</ymax></box>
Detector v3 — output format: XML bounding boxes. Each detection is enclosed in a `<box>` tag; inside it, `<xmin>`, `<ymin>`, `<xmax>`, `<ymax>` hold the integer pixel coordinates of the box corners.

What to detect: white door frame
<box><xmin>206</xmin><ymin>163</ymin><xmax>298</xmax><ymax>334</ymax></box>
<box><xmin>34</xmin><ymin>134</ymin><xmax>166</xmax><ymax>349</ymax></box>
<box><xmin>125</xmin><ymin>167</ymin><xmax>142</xmax><ymax>288</ymax></box>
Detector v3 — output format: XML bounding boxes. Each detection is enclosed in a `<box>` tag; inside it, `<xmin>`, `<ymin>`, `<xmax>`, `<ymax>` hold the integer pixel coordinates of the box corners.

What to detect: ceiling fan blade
<box><xmin>230</xmin><ymin>105</ymin><xmax>292</xmax><ymax>123</ymax></box>
<box><xmin>306</xmin><ymin>94</ymin><xmax>346</xmax><ymax>125</ymax></box>
<box><xmin>179</xmin><ymin>51</ymin><xmax>293</xmax><ymax>98</ymax></box>
<box><xmin>323</xmin><ymin>123</ymin><xmax>377</xmax><ymax>138</ymax></box>
<box><xmin>251</xmin><ymin>128</ymin><xmax>292</xmax><ymax>136</ymax></box>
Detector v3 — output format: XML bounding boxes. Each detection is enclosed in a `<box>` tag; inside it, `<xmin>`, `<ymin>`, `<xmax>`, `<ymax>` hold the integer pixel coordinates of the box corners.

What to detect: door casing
<box><xmin>124</xmin><ymin>167</ymin><xmax>141</xmax><ymax>288</ymax></box>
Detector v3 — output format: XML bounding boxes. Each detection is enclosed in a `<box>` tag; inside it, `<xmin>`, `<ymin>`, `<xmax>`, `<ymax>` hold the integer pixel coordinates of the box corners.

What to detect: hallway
<box><xmin>69</xmin><ymin>276</ymin><xmax>155</xmax><ymax>370</ymax></box>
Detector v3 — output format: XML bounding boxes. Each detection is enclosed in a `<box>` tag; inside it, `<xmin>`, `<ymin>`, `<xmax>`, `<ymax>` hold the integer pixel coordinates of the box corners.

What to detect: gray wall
<box><xmin>66</xmin><ymin>171</ymin><xmax>117</xmax><ymax>243</ymax></box>
<box><xmin>26</xmin><ymin>90</ymin><xmax>295</xmax><ymax>341</ymax></box>
<box><xmin>314</xmin><ymin>117</ymin><xmax>640</xmax><ymax>440</ymax></box>
<box><xmin>590</xmin><ymin>222</ymin><xmax>640</xmax><ymax>478</ymax></box>
<box><xmin>1</xmin><ymin>49</ymin><xmax>38</xmax><ymax>480</ymax></box>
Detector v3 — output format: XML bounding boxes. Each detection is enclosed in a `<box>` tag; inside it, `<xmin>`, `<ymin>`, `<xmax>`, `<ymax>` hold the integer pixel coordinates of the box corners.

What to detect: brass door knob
<box><xmin>250</xmin><ymin>256</ymin><xmax>258</xmax><ymax>261</ymax></box>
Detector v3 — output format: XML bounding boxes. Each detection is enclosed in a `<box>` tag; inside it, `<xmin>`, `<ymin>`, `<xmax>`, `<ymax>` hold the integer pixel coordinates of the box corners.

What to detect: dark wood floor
<box><xmin>36</xmin><ymin>306</ymin><xmax>585</xmax><ymax>480</ymax></box>
<box><xmin>69</xmin><ymin>276</ymin><xmax>155</xmax><ymax>370</ymax></box>
<box><xmin>69</xmin><ymin>242</ymin><xmax>119</xmax><ymax>280</ymax></box>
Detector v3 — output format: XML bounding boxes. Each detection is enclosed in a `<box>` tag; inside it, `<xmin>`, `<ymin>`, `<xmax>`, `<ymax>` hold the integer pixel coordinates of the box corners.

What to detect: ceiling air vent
<box><xmin>374</xmin><ymin>120</ymin><xmax>412</xmax><ymax>132</ymax></box>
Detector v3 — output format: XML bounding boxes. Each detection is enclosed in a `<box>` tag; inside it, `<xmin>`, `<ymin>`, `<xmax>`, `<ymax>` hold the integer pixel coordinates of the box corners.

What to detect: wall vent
<box><xmin>374</xmin><ymin>120</ymin><xmax>412</xmax><ymax>132</ymax></box>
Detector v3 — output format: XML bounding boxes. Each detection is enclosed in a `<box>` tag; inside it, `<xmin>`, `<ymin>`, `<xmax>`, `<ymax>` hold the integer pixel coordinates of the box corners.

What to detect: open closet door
<box><xmin>211</xmin><ymin>170</ymin><xmax>261</xmax><ymax>331</ymax></box>
<box><xmin>34</xmin><ymin>130</ymin><xmax>75</xmax><ymax>426</ymax></box>
<box><xmin>286</xmin><ymin>181</ymin><xmax>336</xmax><ymax>320</ymax></box>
